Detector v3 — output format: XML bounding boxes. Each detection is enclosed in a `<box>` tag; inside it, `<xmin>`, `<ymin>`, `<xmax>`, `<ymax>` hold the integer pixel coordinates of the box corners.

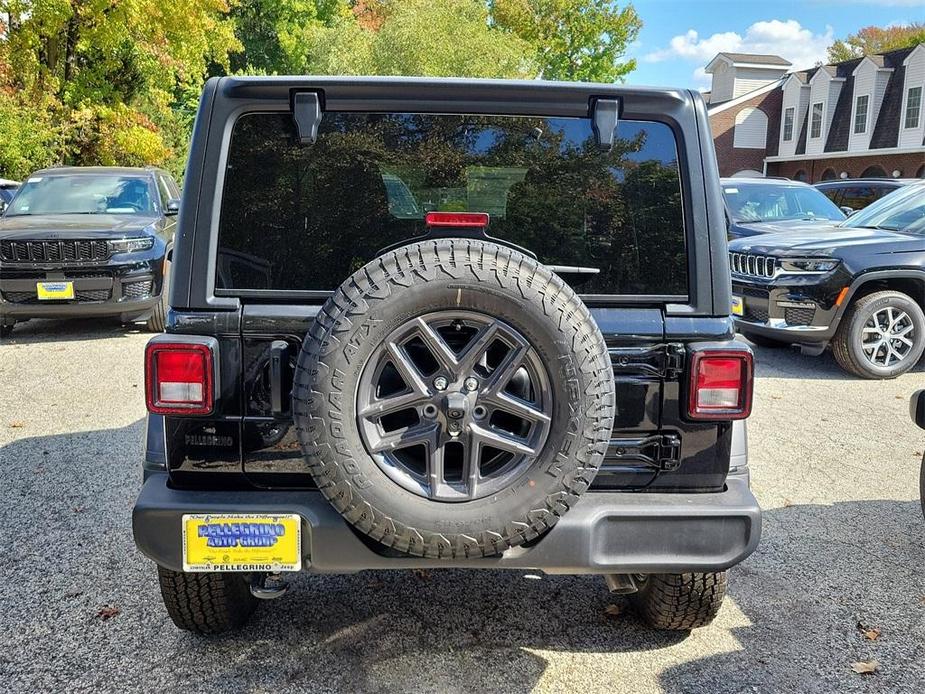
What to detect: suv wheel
<box><xmin>628</xmin><ymin>572</ymin><xmax>727</xmax><ymax>630</ymax></box>
<box><xmin>832</xmin><ymin>290</ymin><xmax>925</xmax><ymax>379</ymax></box>
<box><xmin>292</xmin><ymin>239</ymin><xmax>615</xmax><ymax>559</ymax></box>
<box><xmin>156</xmin><ymin>566</ymin><xmax>257</xmax><ymax>634</ymax></box>
<box><xmin>145</xmin><ymin>258</ymin><xmax>170</xmax><ymax>332</ymax></box>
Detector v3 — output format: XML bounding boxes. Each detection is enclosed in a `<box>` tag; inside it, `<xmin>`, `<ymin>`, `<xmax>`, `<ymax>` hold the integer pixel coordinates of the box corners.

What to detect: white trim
<box><xmin>851</xmin><ymin>56</ymin><xmax>894</xmax><ymax>77</ymax></box>
<box><xmin>903</xmin><ymin>85</ymin><xmax>923</xmax><ymax>130</ymax></box>
<box><xmin>853</xmin><ymin>93</ymin><xmax>870</xmax><ymax>135</ymax></box>
<box><xmin>902</xmin><ymin>43</ymin><xmax>925</xmax><ymax>67</ymax></box>
<box><xmin>782</xmin><ymin>106</ymin><xmax>795</xmax><ymax>141</ymax></box>
<box><xmin>809</xmin><ymin>101</ymin><xmax>825</xmax><ymax>139</ymax></box>
<box><xmin>764</xmin><ymin>145</ymin><xmax>925</xmax><ymax>163</ymax></box>
<box><xmin>707</xmin><ymin>78</ymin><xmax>784</xmax><ymax>115</ymax></box>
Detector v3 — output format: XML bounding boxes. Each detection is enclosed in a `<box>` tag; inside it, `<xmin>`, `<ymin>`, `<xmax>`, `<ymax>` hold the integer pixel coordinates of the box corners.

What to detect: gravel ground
<box><xmin>1</xmin><ymin>318</ymin><xmax>924</xmax><ymax>694</ymax></box>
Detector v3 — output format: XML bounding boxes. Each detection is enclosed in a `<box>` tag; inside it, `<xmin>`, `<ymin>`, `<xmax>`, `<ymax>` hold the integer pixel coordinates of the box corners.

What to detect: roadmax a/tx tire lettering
<box><xmin>292</xmin><ymin>239</ymin><xmax>615</xmax><ymax>558</ymax></box>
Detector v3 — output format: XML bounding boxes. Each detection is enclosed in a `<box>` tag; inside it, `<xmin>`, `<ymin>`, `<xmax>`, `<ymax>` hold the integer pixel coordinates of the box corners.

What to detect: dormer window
<box><xmin>810</xmin><ymin>102</ymin><xmax>824</xmax><ymax>139</ymax></box>
<box><xmin>906</xmin><ymin>86</ymin><xmax>922</xmax><ymax>129</ymax></box>
<box><xmin>854</xmin><ymin>95</ymin><xmax>869</xmax><ymax>134</ymax></box>
<box><xmin>783</xmin><ymin>107</ymin><xmax>794</xmax><ymax>141</ymax></box>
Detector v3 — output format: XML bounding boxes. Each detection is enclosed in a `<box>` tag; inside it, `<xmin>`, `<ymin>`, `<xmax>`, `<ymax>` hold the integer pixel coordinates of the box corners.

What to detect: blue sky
<box><xmin>625</xmin><ymin>0</ymin><xmax>924</xmax><ymax>89</ymax></box>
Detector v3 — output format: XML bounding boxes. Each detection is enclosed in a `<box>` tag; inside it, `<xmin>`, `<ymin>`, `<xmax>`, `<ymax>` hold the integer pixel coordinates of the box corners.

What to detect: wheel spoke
<box><xmin>386</xmin><ymin>341</ymin><xmax>429</xmax><ymax>396</ymax></box>
<box><xmin>368</xmin><ymin>422</ymin><xmax>438</xmax><ymax>453</ymax></box>
<box><xmin>470</xmin><ymin>423</ymin><xmax>537</xmax><ymax>456</ymax></box>
<box><xmin>483</xmin><ymin>342</ymin><xmax>531</xmax><ymax>395</ymax></box>
<box><xmin>459</xmin><ymin>432</ymin><xmax>483</xmax><ymax>499</ymax></box>
<box><xmin>483</xmin><ymin>391</ymin><xmax>551</xmax><ymax>424</ymax></box>
<box><xmin>426</xmin><ymin>439</ymin><xmax>445</xmax><ymax>496</ymax></box>
<box><xmin>456</xmin><ymin>322</ymin><xmax>501</xmax><ymax>372</ymax></box>
<box><xmin>413</xmin><ymin>317</ymin><xmax>459</xmax><ymax>373</ymax></box>
<box><xmin>359</xmin><ymin>390</ymin><xmax>428</xmax><ymax>418</ymax></box>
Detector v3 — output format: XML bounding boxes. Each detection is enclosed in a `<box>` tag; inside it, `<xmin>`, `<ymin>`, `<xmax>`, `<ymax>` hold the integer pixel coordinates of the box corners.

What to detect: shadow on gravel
<box><xmin>660</xmin><ymin>499</ymin><xmax>925</xmax><ymax>694</ymax></box>
<box><xmin>4</xmin><ymin>418</ymin><xmax>925</xmax><ymax>692</ymax></box>
<box><xmin>743</xmin><ymin>339</ymin><xmax>925</xmax><ymax>381</ymax></box>
<box><xmin>0</xmin><ymin>317</ymin><xmax>147</xmax><ymax>344</ymax></box>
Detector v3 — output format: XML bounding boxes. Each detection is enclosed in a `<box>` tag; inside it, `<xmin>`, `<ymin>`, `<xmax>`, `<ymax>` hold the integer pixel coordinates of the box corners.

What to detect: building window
<box><xmin>783</xmin><ymin>107</ymin><xmax>794</xmax><ymax>141</ymax></box>
<box><xmin>810</xmin><ymin>102</ymin><xmax>824</xmax><ymax>139</ymax></box>
<box><xmin>820</xmin><ymin>168</ymin><xmax>837</xmax><ymax>181</ymax></box>
<box><xmin>794</xmin><ymin>169</ymin><xmax>808</xmax><ymax>182</ymax></box>
<box><xmin>733</xmin><ymin>107</ymin><xmax>769</xmax><ymax>149</ymax></box>
<box><xmin>854</xmin><ymin>95</ymin><xmax>869</xmax><ymax>134</ymax></box>
<box><xmin>861</xmin><ymin>165</ymin><xmax>887</xmax><ymax>178</ymax></box>
<box><xmin>905</xmin><ymin>86</ymin><xmax>922</xmax><ymax>129</ymax></box>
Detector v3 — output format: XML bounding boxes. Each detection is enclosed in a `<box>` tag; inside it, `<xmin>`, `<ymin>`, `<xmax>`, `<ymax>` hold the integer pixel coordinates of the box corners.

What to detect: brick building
<box><xmin>704</xmin><ymin>46</ymin><xmax>925</xmax><ymax>181</ymax></box>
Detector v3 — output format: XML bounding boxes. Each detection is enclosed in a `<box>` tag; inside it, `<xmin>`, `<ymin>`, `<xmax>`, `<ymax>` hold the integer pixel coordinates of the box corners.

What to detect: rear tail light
<box><xmin>688</xmin><ymin>349</ymin><xmax>753</xmax><ymax>420</ymax></box>
<box><xmin>145</xmin><ymin>342</ymin><xmax>214</xmax><ymax>415</ymax></box>
<box><xmin>425</xmin><ymin>211</ymin><xmax>490</xmax><ymax>228</ymax></box>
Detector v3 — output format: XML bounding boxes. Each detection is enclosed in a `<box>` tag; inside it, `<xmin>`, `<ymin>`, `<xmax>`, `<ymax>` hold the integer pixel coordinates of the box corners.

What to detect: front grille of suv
<box><xmin>729</xmin><ymin>252</ymin><xmax>776</xmax><ymax>278</ymax></box>
<box><xmin>0</xmin><ymin>239</ymin><xmax>110</xmax><ymax>263</ymax></box>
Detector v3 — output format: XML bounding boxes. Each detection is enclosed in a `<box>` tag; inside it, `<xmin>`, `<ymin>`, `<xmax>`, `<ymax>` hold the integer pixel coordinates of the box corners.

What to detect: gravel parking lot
<box><xmin>2</xmin><ymin>318</ymin><xmax>924</xmax><ymax>693</ymax></box>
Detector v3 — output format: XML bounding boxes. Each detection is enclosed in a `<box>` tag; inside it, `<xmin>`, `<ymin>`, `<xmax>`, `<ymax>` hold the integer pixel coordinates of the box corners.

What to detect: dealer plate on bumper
<box><xmin>182</xmin><ymin>514</ymin><xmax>302</xmax><ymax>572</ymax></box>
<box><xmin>36</xmin><ymin>281</ymin><xmax>75</xmax><ymax>300</ymax></box>
<box><xmin>731</xmin><ymin>295</ymin><xmax>744</xmax><ymax>317</ymax></box>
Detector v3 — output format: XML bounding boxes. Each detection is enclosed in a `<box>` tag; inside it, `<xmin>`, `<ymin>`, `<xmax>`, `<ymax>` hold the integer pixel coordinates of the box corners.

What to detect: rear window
<box><xmin>216</xmin><ymin>112</ymin><xmax>687</xmax><ymax>296</ymax></box>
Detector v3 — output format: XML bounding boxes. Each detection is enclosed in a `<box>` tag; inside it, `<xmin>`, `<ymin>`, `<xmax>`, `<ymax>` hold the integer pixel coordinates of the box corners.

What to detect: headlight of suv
<box><xmin>778</xmin><ymin>258</ymin><xmax>840</xmax><ymax>273</ymax></box>
<box><xmin>109</xmin><ymin>237</ymin><xmax>155</xmax><ymax>254</ymax></box>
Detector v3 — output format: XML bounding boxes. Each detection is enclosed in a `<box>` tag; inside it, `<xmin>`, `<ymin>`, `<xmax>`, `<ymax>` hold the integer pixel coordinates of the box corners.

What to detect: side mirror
<box><xmin>165</xmin><ymin>198</ymin><xmax>181</xmax><ymax>216</ymax></box>
<box><xmin>910</xmin><ymin>389</ymin><xmax>925</xmax><ymax>429</ymax></box>
<box><xmin>840</xmin><ymin>206</ymin><xmax>855</xmax><ymax>217</ymax></box>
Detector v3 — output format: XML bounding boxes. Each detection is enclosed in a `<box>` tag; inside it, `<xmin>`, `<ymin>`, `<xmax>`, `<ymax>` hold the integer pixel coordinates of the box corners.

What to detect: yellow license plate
<box><xmin>36</xmin><ymin>281</ymin><xmax>75</xmax><ymax>300</ymax></box>
<box><xmin>182</xmin><ymin>514</ymin><xmax>302</xmax><ymax>572</ymax></box>
<box><xmin>731</xmin><ymin>295</ymin><xmax>744</xmax><ymax>317</ymax></box>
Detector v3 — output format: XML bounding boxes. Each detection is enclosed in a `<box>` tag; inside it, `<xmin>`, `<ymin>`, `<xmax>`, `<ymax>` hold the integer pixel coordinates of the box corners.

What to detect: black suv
<box><xmin>815</xmin><ymin>178</ymin><xmax>917</xmax><ymax>214</ymax></box>
<box><xmin>729</xmin><ymin>181</ymin><xmax>925</xmax><ymax>379</ymax></box>
<box><xmin>132</xmin><ymin>77</ymin><xmax>759</xmax><ymax>634</ymax></box>
<box><xmin>0</xmin><ymin>166</ymin><xmax>180</xmax><ymax>335</ymax></box>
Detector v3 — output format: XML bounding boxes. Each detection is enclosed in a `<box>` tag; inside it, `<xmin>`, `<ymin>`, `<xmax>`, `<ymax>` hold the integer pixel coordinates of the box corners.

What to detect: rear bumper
<box><xmin>133</xmin><ymin>472</ymin><xmax>762</xmax><ymax>575</ymax></box>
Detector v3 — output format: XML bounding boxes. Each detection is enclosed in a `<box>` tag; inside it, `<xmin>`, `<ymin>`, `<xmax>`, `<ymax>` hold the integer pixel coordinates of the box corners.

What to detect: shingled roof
<box><xmin>717</xmin><ymin>53</ymin><xmax>792</xmax><ymax>66</ymax></box>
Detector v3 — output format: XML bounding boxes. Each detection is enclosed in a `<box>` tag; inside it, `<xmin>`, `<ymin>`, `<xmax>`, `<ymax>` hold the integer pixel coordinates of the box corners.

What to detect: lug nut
<box><xmin>434</xmin><ymin>376</ymin><xmax>448</xmax><ymax>391</ymax></box>
<box><xmin>464</xmin><ymin>377</ymin><xmax>479</xmax><ymax>392</ymax></box>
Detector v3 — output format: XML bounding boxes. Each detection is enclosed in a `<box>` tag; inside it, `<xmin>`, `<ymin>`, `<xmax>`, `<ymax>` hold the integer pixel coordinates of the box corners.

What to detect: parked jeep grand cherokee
<box><xmin>0</xmin><ymin>166</ymin><xmax>180</xmax><ymax>336</ymax></box>
<box><xmin>730</xmin><ymin>181</ymin><xmax>925</xmax><ymax>379</ymax></box>
<box><xmin>132</xmin><ymin>77</ymin><xmax>760</xmax><ymax>634</ymax></box>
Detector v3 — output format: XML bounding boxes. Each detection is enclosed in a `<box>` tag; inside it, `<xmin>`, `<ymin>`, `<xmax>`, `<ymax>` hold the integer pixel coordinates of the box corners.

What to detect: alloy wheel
<box><xmin>861</xmin><ymin>306</ymin><xmax>915</xmax><ymax>367</ymax></box>
<box><xmin>356</xmin><ymin>311</ymin><xmax>552</xmax><ymax>502</ymax></box>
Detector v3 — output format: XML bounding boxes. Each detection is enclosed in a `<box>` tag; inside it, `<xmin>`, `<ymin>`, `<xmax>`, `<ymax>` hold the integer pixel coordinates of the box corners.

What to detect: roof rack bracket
<box><xmin>293</xmin><ymin>92</ymin><xmax>322</xmax><ymax>145</ymax></box>
<box><xmin>592</xmin><ymin>98</ymin><xmax>620</xmax><ymax>152</ymax></box>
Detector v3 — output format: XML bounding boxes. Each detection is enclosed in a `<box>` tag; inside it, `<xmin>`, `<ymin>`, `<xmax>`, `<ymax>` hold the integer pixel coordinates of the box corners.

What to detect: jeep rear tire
<box><xmin>292</xmin><ymin>239</ymin><xmax>615</xmax><ymax>559</ymax></box>
<box><xmin>629</xmin><ymin>572</ymin><xmax>727</xmax><ymax>630</ymax></box>
<box><xmin>832</xmin><ymin>290</ymin><xmax>925</xmax><ymax>379</ymax></box>
<box><xmin>157</xmin><ymin>566</ymin><xmax>257</xmax><ymax>634</ymax></box>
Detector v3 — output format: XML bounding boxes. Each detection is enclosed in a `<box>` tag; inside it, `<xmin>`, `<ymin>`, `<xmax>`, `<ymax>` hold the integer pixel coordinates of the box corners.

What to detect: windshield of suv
<box><xmin>5</xmin><ymin>174</ymin><xmax>155</xmax><ymax>216</ymax></box>
<box><xmin>723</xmin><ymin>182</ymin><xmax>845</xmax><ymax>224</ymax></box>
<box><xmin>842</xmin><ymin>183</ymin><xmax>925</xmax><ymax>234</ymax></box>
<box><xmin>217</xmin><ymin>112</ymin><xmax>688</xmax><ymax>296</ymax></box>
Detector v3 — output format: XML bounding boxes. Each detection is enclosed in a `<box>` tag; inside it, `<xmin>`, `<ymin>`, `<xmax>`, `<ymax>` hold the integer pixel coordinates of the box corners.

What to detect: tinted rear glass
<box><xmin>217</xmin><ymin>112</ymin><xmax>687</xmax><ymax>296</ymax></box>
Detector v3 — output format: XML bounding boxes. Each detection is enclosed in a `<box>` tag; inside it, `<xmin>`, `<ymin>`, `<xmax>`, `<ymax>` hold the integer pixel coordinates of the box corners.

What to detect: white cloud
<box><xmin>644</xmin><ymin>19</ymin><xmax>835</xmax><ymax>71</ymax></box>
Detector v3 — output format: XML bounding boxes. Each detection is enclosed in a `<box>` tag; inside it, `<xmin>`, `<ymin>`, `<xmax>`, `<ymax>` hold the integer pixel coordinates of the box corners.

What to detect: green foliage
<box><xmin>827</xmin><ymin>23</ymin><xmax>925</xmax><ymax>63</ymax></box>
<box><xmin>490</xmin><ymin>0</ymin><xmax>642</xmax><ymax>82</ymax></box>
<box><xmin>0</xmin><ymin>0</ymin><xmax>644</xmax><ymax>180</ymax></box>
<box><xmin>0</xmin><ymin>0</ymin><xmax>239</xmax><ymax>178</ymax></box>
<box><xmin>299</xmin><ymin>0</ymin><xmax>535</xmax><ymax>78</ymax></box>
<box><xmin>0</xmin><ymin>93</ymin><xmax>61</xmax><ymax>179</ymax></box>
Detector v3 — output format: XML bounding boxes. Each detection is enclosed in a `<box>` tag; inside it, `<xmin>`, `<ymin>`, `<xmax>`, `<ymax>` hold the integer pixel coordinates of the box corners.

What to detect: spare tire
<box><xmin>292</xmin><ymin>239</ymin><xmax>614</xmax><ymax>558</ymax></box>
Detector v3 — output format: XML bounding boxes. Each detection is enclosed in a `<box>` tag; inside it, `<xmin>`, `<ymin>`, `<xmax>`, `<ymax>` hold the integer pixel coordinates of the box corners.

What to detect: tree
<box><xmin>827</xmin><ymin>23</ymin><xmax>925</xmax><ymax>63</ymax></box>
<box><xmin>297</xmin><ymin>0</ymin><xmax>536</xmax><ymax>78</ymax></box>
<box><xmin>490</xmin><ymin>0</ymin><xmax>642</xmax><ymax>82</ymax></box>
<box><xmin>0</xmin><ymin>0</ymin><xmax>240</xmax><ymax>176</ymax></box>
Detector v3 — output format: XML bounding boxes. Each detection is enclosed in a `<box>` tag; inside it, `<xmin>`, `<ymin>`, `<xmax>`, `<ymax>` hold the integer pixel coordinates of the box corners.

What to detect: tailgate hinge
<box><xmin>664</xmin><ymin>343</ymin><xmax>685</xmax><ymax>379</ymax></box>
<box><xmin>609</xmin><ymin>433</ymin><xmax>682</xmax><ymax>471</ymax></box>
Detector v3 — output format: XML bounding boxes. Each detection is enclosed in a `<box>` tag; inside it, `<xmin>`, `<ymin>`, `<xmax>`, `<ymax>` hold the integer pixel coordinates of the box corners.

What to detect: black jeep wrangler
<box><xmin>132</xmin><ymin>76</ymin><xmax>759</xmax><ymax>634</ymax></box>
